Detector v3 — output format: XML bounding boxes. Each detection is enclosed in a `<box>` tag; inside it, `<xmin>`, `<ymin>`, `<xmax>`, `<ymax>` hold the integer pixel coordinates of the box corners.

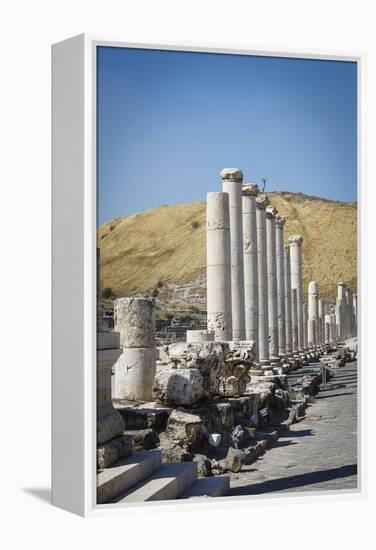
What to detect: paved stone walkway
<box><xmin>228</xmin><ymin>362</ymin><xmax>358</xmax><ymax>496</ymax></box>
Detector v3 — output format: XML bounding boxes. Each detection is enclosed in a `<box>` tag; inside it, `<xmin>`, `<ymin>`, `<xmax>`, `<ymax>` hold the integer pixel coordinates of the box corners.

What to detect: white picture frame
<box><xmin>52</xmin><ymin>34</ymin><xmax>365</xmax><ymax>517</ymax></box>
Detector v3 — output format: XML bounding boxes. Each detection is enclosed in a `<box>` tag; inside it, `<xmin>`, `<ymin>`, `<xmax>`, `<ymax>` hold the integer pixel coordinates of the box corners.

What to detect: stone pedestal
<box><xmin>275</xmin><ymin>215</ymin><xmax>286</xmax><ymax>357</ymax></box>
<box><xmin>242</xmin><ymin>184</ymin><xmax>259</xmax><ymax>357</ymax></box>
<box><xmin>97</xmin><ymin>331</ymin><xmax>125</xmax><ymax>444</ymax></box>
<box><xmin>221</xmin><ymin>168</ymin><xmax>245</xmax><ymax>340</ymax></box>
<box><xmin>256</xmin><ymin>195</ymin><xmax>270</xmax><ymax>365</ymax></box>
<box><xmin>186</xmin><ymin>330</ymin><xmax>215</xmax><ymax>343</ymax></box>
<box><xmin>113</xmin><ymin>297</ymin><xmax>156</xmax><ymax>401</ymax></box>
<box><xmin>266</xmin><ymin>205</ymin><xmax>279</xmax><ymax>361</ymax></box>
<box><xmin>308</xmin><ymin>281</ymin><xmax>319</xmax><ymax>350</ymax></box>
<box><xmin>289</xmin><ymin>236</ymin><xmax>304</xmax><ymax>352</ymax></box>
<box><xmin>284</xmin><ymin>245</ymin><xmax>293</xmax><ymax>355</ymax></box>
<box><xmin>206</xmin><ymin>192</ymin><xmax>232</xmax><ymax>340</ymax></box>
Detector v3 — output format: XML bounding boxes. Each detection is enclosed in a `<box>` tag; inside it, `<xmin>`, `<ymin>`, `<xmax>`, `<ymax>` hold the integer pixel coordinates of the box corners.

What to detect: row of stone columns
<box><xmin>206</xmin><ymin>168</ymin><xmax>357</xmax><ymax>364</ymax></box>
<box><xmin>336</xmin><ymin>282</ymin><xmax>357</xmax><ymax>339</ymax></box>
<box><xmin>305</xmin><ymin>278</ymin><xmax>357</xmax><ymax>349</ymax></box>
<box><xmin>207</xmin><ymin>168</ymin><xmax>307</xmax><ymax>365</ymax></box>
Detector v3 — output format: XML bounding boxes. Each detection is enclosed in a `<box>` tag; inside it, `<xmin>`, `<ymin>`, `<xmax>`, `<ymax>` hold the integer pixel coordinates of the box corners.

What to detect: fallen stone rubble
<box><xmin>110</xmin><ymin>363</ymin><xmax>329</xmax><ymax>477</ymax></box>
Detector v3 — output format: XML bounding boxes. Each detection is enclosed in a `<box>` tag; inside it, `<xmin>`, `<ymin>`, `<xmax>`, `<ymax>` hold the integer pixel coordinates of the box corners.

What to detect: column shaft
<box><xmin>275</xmin><ymin>216</ymin><xmax>286</xmax><ymax>356</ymax></box>
<box><xmin>308</xmin><ymin>281</ymin><xmax>319</xmax><ymax>350</ymax></box>
<box><xmin>206</xmin><ymin>192</ymin><xmax>232</xmax><ymax>340</ymax></box>
<box><xmin>221</xmin><ymin>168</ymin><xmax>245</xmax><ymax>340</ymax></box>
<box><xmin>266</xmin><ymin>206</ymin><xmax>279</xmax><ymax>359</ymax></box>
<box><xmin>284</xmin><ymin>245</ymin><xmax>293</xmax><ymax>355</ymax></box>
<box><xmin>291</xmin><ymin>289</ymin><xmax>299</xmax><ymax>354</ymax></box>
<box><xmin>256</xmin><ymin>196</ymin><xmax>270</xmax><ymax>363</ymax></box>
<box><xmin>242</xmin><ymin>184</ymin><xmax>259</xmax><ymax>353</ymax></box>
<box><xmin>289</xmin><ymin>236</ymin><xmax>304</xmax><ymax>352</ymax></box>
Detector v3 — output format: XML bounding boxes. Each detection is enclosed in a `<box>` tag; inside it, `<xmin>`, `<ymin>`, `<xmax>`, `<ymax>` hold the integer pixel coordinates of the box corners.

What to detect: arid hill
<box><xmin>98</xmin><ymin>192</ymin><xmax>357</xmax><ymax>304</ymax></box>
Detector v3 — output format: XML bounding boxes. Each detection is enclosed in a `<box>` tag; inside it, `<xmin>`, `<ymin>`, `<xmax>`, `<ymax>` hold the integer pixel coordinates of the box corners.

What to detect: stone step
<box><xmin>111</xmin><ymin>461</ymin><xmax>198</xmax><ymax>503</ymax></box>
<box><xmin>182</xmin><ymin>475</ymin><xmax>230</xmax><ymax>499</ymax></box>
<box><xmin>97</xmin><ymin>449</ymin><xmax>162</xmax><ymax>504</ymax></box>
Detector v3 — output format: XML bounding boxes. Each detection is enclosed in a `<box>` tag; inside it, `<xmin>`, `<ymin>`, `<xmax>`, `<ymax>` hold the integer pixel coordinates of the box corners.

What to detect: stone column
<box><xmin>318</xmin><ymin>299</ymin><xmax>325</xmax><ymax>347</ymax></box>
<box><xmin>256</xmin><ymin>195</ymin><xmax>270</xmax><ymax>364</ymax></box>
<box><xmin>308</xmin><ymin>281</ymin><xmax>319</xmax><ymax>350</ymax></box>
<box><xmin>347</xmin><ymin>289</ymin><xmax>354</xmax><ymax>337</ymax></box>
<box><xmin>353</xmin><ymin>293</ymin><xmax>358</xmax><ymax>334</ymax></box>
<box><xmin>325</xmin><ymin>315</ymin><xmax>331</xmax><ymax>343</ymax></box>
<box><xmin>221</xmin><ymin>168</ymin><xmax>245</xmax><ymax>340</ymax></box>
<box><xmin>242</xmin><ymin>183</ymin><xmax>259</xmax><ymax>353</ymax></box>
<box><xmin>284</xmin><ymin>245</ymin><xmax>293</xmax><ymax>355</ymax></box>
<box><xmin>336</xmin><ymin>282</ymin><xmax>345</xmax><ymax>338</ymax></box>
<box><xmin>330</xmin><ymin>313</ymin><xmax>337</xmax><ymax>341</ymax></box>
<box><xmin>275</xmin><ymin>215</ymin><xmax>286</xmax><ymax>357</ymax></box>
<box><xmin>113</xmin><ymin>297</ymin><xmax>156</xmax><ymax>401</ymax></box>
<box><xmin>266</xmin><ymin>205</ymin><xmax>279</xmax><ymax>361</ymax></box>
<box><xmin>289</xmin><ymin>236</ymin><xmax>304</xmax><ymax>352</ymax></box>
<box><xmin>303</xmin><ymin>302</ymin><xmax>308</xmax><ymax>350</ymax></box>
<box><xmin>206</xmin><ymin>192</ymin><xmax>232</xmax><ymax>341</ymax></box>
<box><xmin>291</xmin><ymin>289</ymin><xmax>299</xmax><ymax>354</ymax></box>
<box><xmin>307</xmin><ymin>319</ymin><xmax>316</xmax><ymax>350</ymax></box>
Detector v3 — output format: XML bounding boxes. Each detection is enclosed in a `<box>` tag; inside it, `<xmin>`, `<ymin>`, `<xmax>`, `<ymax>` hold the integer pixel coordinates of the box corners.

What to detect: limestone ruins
<box><xmin>96</xmin><ymin>168</ymin><xmax>357</xmax><ymax>504</ymax></box>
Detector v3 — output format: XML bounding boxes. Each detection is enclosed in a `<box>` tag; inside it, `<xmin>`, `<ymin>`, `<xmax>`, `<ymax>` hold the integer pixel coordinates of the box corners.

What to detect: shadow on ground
<box><xmin>228</xmin><ymin>464</ymin><xmax>357</xmax><ymax>496</ymax></box>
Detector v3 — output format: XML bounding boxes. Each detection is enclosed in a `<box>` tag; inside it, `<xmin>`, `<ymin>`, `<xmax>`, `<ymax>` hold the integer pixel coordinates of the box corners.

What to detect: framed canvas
<box><xmin>52</xmin><ymin>34</ymin><xmax>364</xmax><ymax>517</ymax></box>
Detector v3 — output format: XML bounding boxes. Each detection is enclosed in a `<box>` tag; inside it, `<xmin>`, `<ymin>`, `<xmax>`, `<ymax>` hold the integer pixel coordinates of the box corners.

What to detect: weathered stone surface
<box><xmin>97</xmin><ymin>404</ymin><xmax>125</xmax><ymax>445</ymax></box>
<box><xmin>242</xmin><ymin>184</ymin><xmax>259</xmax><ymax>353</ymax></box>
<box><xmin>160</xmin><ymin>445</ymin><xmax>193</xmax><ymax>463</ymax></box>
<box><xmin>114</xmin><ymin>297</ymin><xmax>155</xmax><ymax>348</ymax></box>
<box><xmin>193</xmin><ymin>454</ymin><xmax>212</xmax><ymax>477</ymax></box>
<box><xmin>153</xmin><ymin>341</ymin><xmax>255</xmax><ymax>405</ymax></box>
<box><xmin>115</xmin><ymin>406</ymin><xmax>170</xmax><ymax>431</ymax></box>
<box><xmin>225</xmin><ymin>447</ymin><xmax>246</xmax><ymax>473</ymax></box>
<box><xmin>153</xmin><ymin>366</ymin><xmax>203</xmax><ymax>406</ymax></box>
<box><xmin>113</xmin><ymin>347</ymin><xmax>156</xmax><ymax>401</ymax></box>
<box><xmin>207</xmin><ymin>192</ymin><xmax>232</xmax><ymax>341</ymax></box>
<box><xmin>256</xmin><ymin>195</ymin><xmax>270</xmax><ymax>363</ymax></box>
<box><xmin>221</xmin><ymin>167</ymin><xmax>245</xmax><ymax>340</ymax></box>
<box><xmin>97</xmin><ymin>434</ymin><xmax>133</xmax><ymax>470</ymax></box>
<box><xmin>123</xmin><ymin>429</ymin><xmax>159</xmax><ymax>450</ymax></box>
<box><xmin>166</xmin><ymin>410</ymin><xmax>207</xmax><ymax>448</ymax></box>
<box><xmin>186</xmin><ymin>330</ymin><xmax>215</xmax><ymax>343</ymax></box>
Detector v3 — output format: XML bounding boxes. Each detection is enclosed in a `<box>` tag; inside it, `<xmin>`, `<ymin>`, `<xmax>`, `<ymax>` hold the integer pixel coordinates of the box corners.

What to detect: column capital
<box><xmin>256</xmin><ymin>195</ymin><xmax>270</xmax><ymax>210</ymax></box>
<box><xmin>275</xmin><ymin>215</ymin><xmax>286</xmax><ymax>228</ymax></box>
<box><xmin>266</xmin><ymin>205</ymin><xmax>278</xmax><ymax>219</ymax></box>
<box><xmin>308</xmin><ymin>280</ymin><xmax>319</xmax><ymax>294</ymax></box>
<box><xmin>242</xmin><ymin>183</ymin><xmax>259</xmax><ymax>196</ymax></box>
<box><xmin>220</xmin><ymin>167</ymin><xmax>243</xmax><ymax>183</ymax></box>
<box><xmin>337</xmin><ymin>280</ymin><xmax>346</xmax><ymax>287</ymax></box>
<box><xmin>288</xmin><ymin>235</ymin><xmax>303</xmax><ymax>246</ymax></box>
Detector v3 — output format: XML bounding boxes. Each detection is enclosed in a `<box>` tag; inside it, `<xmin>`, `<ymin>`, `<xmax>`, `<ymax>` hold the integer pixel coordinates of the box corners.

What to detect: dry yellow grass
<box><xmin>98</xmin><ymin>193</ymin><xmax>357</xmax><ymax>301</ymax></box>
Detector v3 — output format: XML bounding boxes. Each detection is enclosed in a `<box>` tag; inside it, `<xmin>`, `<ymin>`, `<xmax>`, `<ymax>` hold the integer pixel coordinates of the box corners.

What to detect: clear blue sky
<box><xmin>97</xmin><ymin>47</ymin><xmax>357</xmax><ymax>225</ymax></box>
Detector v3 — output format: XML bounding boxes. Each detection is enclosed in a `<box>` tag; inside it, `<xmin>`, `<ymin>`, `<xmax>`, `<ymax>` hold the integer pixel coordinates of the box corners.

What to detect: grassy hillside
<box><xmin>98</xmin><ymin>192</ymin><xmax>357</xmax><ymax>302</ymax></box>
